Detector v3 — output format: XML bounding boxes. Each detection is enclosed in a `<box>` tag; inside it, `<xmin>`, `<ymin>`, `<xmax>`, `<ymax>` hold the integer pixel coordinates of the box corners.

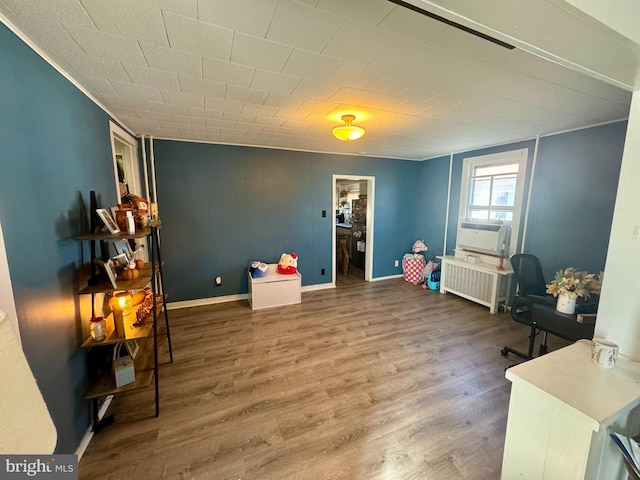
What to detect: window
<box><xmin>467</xmin><ymin>162</ymin><xmax>519</xmax><ymax>222</ymax></box>
<box><xmin>458</xmin><ymin>149</ymin><xmax>528</xmax><ymax>255</ymax></box>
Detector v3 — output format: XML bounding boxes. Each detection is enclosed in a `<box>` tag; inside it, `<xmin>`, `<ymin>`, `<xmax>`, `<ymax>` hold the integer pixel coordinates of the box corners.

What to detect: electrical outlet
<box><xmin>394</xmin><ymin>260</ymin><xmax>399</xmax><ymax>267</ymax></box>
<box><xmin>215</xmin><ymin>276</ymin><xmax>222</xmax><ymax>286</ymax></box>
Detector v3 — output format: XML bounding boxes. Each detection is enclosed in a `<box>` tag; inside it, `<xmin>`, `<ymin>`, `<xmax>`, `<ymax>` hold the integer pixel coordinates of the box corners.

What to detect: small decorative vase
<box><xmin>556</xmin><ymin>292</ymin><xmax>577</xmax><ymax>314</ymax></box>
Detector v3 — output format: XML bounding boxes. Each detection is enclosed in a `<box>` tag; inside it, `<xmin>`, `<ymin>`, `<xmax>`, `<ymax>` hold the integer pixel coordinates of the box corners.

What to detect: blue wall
<box><xmin>415</xmin><ymin>155</ymin><xmax>450</xmax><ymax>256</ymax></box>
<box><xmin>0</xmin><ymin>24</ymin><xmax>119</xmax><ymax>452</ymax></box>
<box><xmin>525</xmin><ymin>123</ymin><xmax>625</xmax><ymax>279</ymax></box>
<box><xmin>153</xmin><ymin>141</ymin><xmax>421</xmax><ymax>301</ymax></box>
<box><xmin>417</xmin><ymin>125</ymin><xmax>626</xmax><ymax>281</ymax></box>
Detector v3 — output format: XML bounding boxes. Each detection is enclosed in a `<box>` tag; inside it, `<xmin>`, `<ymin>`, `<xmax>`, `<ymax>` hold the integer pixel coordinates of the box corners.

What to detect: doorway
<box><xmin>109</xmin><ymin>121</ymin><xmax>148</xmax><ymax>260</ymax></box>
<box><xmin>332</xmin><ymin>175</ymin><xmax>375</xmax><ymax>286</ymax></box>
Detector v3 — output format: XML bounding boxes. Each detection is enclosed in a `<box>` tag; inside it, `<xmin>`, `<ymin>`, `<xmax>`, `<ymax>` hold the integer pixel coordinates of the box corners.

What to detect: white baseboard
<box><xmin>167</xmin><ymin>283</ymin><xmax>337</xmax><ymax>310</ymax></box>
<box><xmin>166</xmin><ymin>293</ymin><xmax>249</xmax><ymax>310</ymax></box>
<box><xmin>166</xmin><ymin>277</ymin><xmax>407</xmax><ymax>311</ymax></box>
<box><xmin>75</xmin><ymin>395</ymin><xmax>113</xmax><ymax>461</ymax></box>
<box><xmin>371</xmin><ymin>274</ymin><xmax>404</xmax><ymax>282</ymax></box>
<box><xmin>302</xmin><ymin>282</ymin><xmax>334</xmax><ymax>292</ymax></box>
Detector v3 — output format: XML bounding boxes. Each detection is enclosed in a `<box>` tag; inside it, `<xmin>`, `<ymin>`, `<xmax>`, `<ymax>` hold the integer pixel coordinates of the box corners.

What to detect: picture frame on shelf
<box><xmin>96</xmin><ymin>208</ymin><xmax>120</xmax><ymax>234</ymax></box>
<box><xmin>124</xmin><ymin>339</ymin><xmax>140</xmax><ymax>359</ymax></box>
<box><xmin>111</xmin><ymin>253</ymin><xmax>129</xmax><ymax>270</ymax></box>
<box><xmin>94</xmin><ymin>258</ymin><xmax>118</xmax><ymax>289</ymax></box>
<box><xmin>113</xmin><ymin>239</ymin><xmax>133</xmax><ymax>261</ymax></box>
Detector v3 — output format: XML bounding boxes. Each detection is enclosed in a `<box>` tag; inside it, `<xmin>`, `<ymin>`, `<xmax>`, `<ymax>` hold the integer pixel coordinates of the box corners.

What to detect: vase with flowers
<box><xmin>546</xmin><ymin>267</ymin><xmax>598</xmax><ymax>314</ymax></box>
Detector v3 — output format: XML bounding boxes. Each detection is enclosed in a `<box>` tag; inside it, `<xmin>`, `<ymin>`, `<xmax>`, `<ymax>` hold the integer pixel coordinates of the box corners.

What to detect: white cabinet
<box><xmin>502</xmin><ymin>340</ymin><xmax>640</xmax><ymax>479</ymax></box>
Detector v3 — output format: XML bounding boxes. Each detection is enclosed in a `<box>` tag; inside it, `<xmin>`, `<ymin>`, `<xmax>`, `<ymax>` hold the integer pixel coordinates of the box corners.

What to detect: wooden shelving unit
<box><xmin>76</xmin><ymin>225</ymin><xmax>173</xmax><ymax>429</ymax></box>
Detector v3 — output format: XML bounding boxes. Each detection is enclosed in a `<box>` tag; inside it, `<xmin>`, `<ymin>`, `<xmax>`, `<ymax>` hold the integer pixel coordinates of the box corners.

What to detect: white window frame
<box><xmin>458</xmin><ymin>149</ymin><xmax>528</xmax><ymax>256</ymax></box>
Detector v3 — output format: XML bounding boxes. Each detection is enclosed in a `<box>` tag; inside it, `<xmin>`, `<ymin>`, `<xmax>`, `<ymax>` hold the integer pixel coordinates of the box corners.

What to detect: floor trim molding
<box><xmin>371</xmin><ymin>274</ymin><xmax>404</xmax><ymax>282</ymax></box>
<box><xmin>167</xmin><ymin>282</ymin><xmax>337</xmax><ymax>310</ymax></box>
<box><xmin>75</xmin><ymin>395</ymin><xmax>113</xmax><ymax>461</ymax></box>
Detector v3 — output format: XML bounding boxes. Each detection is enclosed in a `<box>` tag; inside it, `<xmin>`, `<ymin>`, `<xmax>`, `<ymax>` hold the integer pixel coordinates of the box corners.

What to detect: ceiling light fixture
<box><xmin>332</xmin><ymin>115</ymin><xmax>365</xmax><ymax>142</ymax></box>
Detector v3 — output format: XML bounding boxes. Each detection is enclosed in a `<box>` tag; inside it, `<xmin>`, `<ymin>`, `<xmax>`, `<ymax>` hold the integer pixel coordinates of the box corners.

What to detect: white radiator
<box><xmin>438</xmin><ymin>256</ymin><xmax>513</xmax><ymax>314</ymax></box>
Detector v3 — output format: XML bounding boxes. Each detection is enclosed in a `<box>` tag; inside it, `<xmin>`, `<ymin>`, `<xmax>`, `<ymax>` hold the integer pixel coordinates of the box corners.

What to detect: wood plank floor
<box><xmin>79</xmin><ymin>278</ymin><xmax>569</xmax><ymax>480</ymax></box>
<box><xmin>335</xmin><ymin>264</ymin><xmax>365</xmax><ymax>287</ymax></box>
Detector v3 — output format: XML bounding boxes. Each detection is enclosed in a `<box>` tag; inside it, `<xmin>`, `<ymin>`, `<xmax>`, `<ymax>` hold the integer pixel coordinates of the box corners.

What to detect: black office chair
<box><xmin>501</xmin><ymin>254</ymin><xmax>552</xmax><ymax>361</ymax></box>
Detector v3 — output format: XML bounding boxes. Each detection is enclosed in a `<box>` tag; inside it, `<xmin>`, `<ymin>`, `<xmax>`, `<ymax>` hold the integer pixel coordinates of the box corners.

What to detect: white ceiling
<box><xmin>1</xmin><ymin>0</ymin><xmax>638</xmax><ymax>160</ymax></box>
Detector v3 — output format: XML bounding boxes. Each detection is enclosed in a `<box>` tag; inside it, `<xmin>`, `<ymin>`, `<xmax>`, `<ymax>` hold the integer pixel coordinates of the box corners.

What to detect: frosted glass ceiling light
<box><xmin>332</xmin><ymin>114</ymin><xmax>365</xmax><ymax>142</ymax></box>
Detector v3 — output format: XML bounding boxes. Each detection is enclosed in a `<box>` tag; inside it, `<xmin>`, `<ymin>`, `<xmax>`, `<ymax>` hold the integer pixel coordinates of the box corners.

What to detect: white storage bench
<box><xmin>248</xmin><ymin>264</ymin><xmax>301</xmax><ymax>310</ymax></box>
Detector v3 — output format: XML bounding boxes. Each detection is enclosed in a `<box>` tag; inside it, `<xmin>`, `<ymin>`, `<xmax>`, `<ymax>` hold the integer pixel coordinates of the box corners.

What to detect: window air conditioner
<box><xmin>457</xmin><ymin>222</ymin><xmax>510</xmax><ymax>256</ymax></box>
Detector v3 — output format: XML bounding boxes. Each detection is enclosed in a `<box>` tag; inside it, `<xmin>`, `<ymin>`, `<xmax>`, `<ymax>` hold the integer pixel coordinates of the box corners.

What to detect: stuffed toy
<box><xmin>249</xmin><ymin>261</ymin><xmax>269</xmax><ymax>278</ymax></box>
<box><xmin>277</xmin><ymin>252</ymin><xmax>298</xmax><ymax>274</ymax></box>
<box><xmin>412</xmin><ymin>240</ymin><xmax>428</xmax><ymax>254</ymax></box>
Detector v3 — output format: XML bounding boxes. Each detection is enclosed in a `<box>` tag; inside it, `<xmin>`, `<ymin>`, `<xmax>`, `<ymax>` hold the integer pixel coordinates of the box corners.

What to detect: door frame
<box><xmin>109</xmin><ymin>121</ymin><xmax>149</xmax><ymax>260</ymax></box>
<box><xmin>332</xmin><ymin>174</ymin><xmax>375</xmax><ymax>285</ymax></box>
<box><xmin>109</xmin><ymin>121</ymin><xmax>142</xmax><ymax>203</ymax></box>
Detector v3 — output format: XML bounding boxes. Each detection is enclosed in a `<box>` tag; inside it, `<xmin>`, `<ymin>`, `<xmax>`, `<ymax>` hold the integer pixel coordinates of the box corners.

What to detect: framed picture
<box><xmin>96</xmin><ymin>208</ymin><xmax>120</xmax><ymax>234</ymax></box>
<box><xmin>111</xmin><ymin>253</ymin><xmax>129</xmax><ymax>270</ymax></box>
<box><xmin>124</xmin><ymin>339</ymin><xmax>140</xmax><ymax>359</ymax></box>
<box><xmin>112</xmin><ymin>240</ymin><xmax>133</xmax><ymax>262</ymax></box>
<box><xmin>94</xmin><ymin>259</ymin><xmax>118</xmax><ymax>289</ymax></box>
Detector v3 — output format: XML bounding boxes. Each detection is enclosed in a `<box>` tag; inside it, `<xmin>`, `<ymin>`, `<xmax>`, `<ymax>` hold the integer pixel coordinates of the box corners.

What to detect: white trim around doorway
<box><xmin>332</xmin><ymin>175</ymin><xmax>375</xmax><ymax>285</ymax></box>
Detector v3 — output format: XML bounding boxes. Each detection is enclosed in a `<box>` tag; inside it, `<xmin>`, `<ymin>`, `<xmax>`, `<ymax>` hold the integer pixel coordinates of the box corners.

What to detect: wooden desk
<box><xmin>532</xmin><ymin>302</ymin><xmax>596</xmax><ymax>343</ymax></box>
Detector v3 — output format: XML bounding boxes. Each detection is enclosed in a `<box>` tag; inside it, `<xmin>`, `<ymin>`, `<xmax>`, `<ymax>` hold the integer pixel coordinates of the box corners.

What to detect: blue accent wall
<box><xmin>421</xmin><ymin>125</ymin><xmax>625</xmax><ymax>281</ymax></box>
<box><xmin>153</xmin><ymin>141</ymin><xmax>421</xmax><ymax>301</ymax></box>
<box><xmin>415</xmin><ymin>155</ymin><xmax>450</xmax><ymax>256</ymax></box>
<box><xmin>525</xmin><ymin>122</ymin><xmax>625</xmax><ymax>279</ymax></box>
<box><xmin>0</xmin><ymin>23</ymin><xmax>119</xmax><ymax>452</ymax></box>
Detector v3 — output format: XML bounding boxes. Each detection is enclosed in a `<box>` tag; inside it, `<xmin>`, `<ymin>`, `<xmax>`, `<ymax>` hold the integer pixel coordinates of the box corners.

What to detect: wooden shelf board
<box><xmin>75</xmin><ymin>227</ymin><xmax>152</xmax><ymax>241</ymax></box>
<box><xmin>81</xmin><ymin>320</ymin><xmax>153</xmax><ymax>348</ymax></box>
<box><xmin>85</xmin><ymin>340</ymin><xmax>155</xmax><ymax>400</ymax></box>
<box><xmin>78</xmin><ymin>264</ymin><xmax>158</xmax><ymax>294</ymax></box>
